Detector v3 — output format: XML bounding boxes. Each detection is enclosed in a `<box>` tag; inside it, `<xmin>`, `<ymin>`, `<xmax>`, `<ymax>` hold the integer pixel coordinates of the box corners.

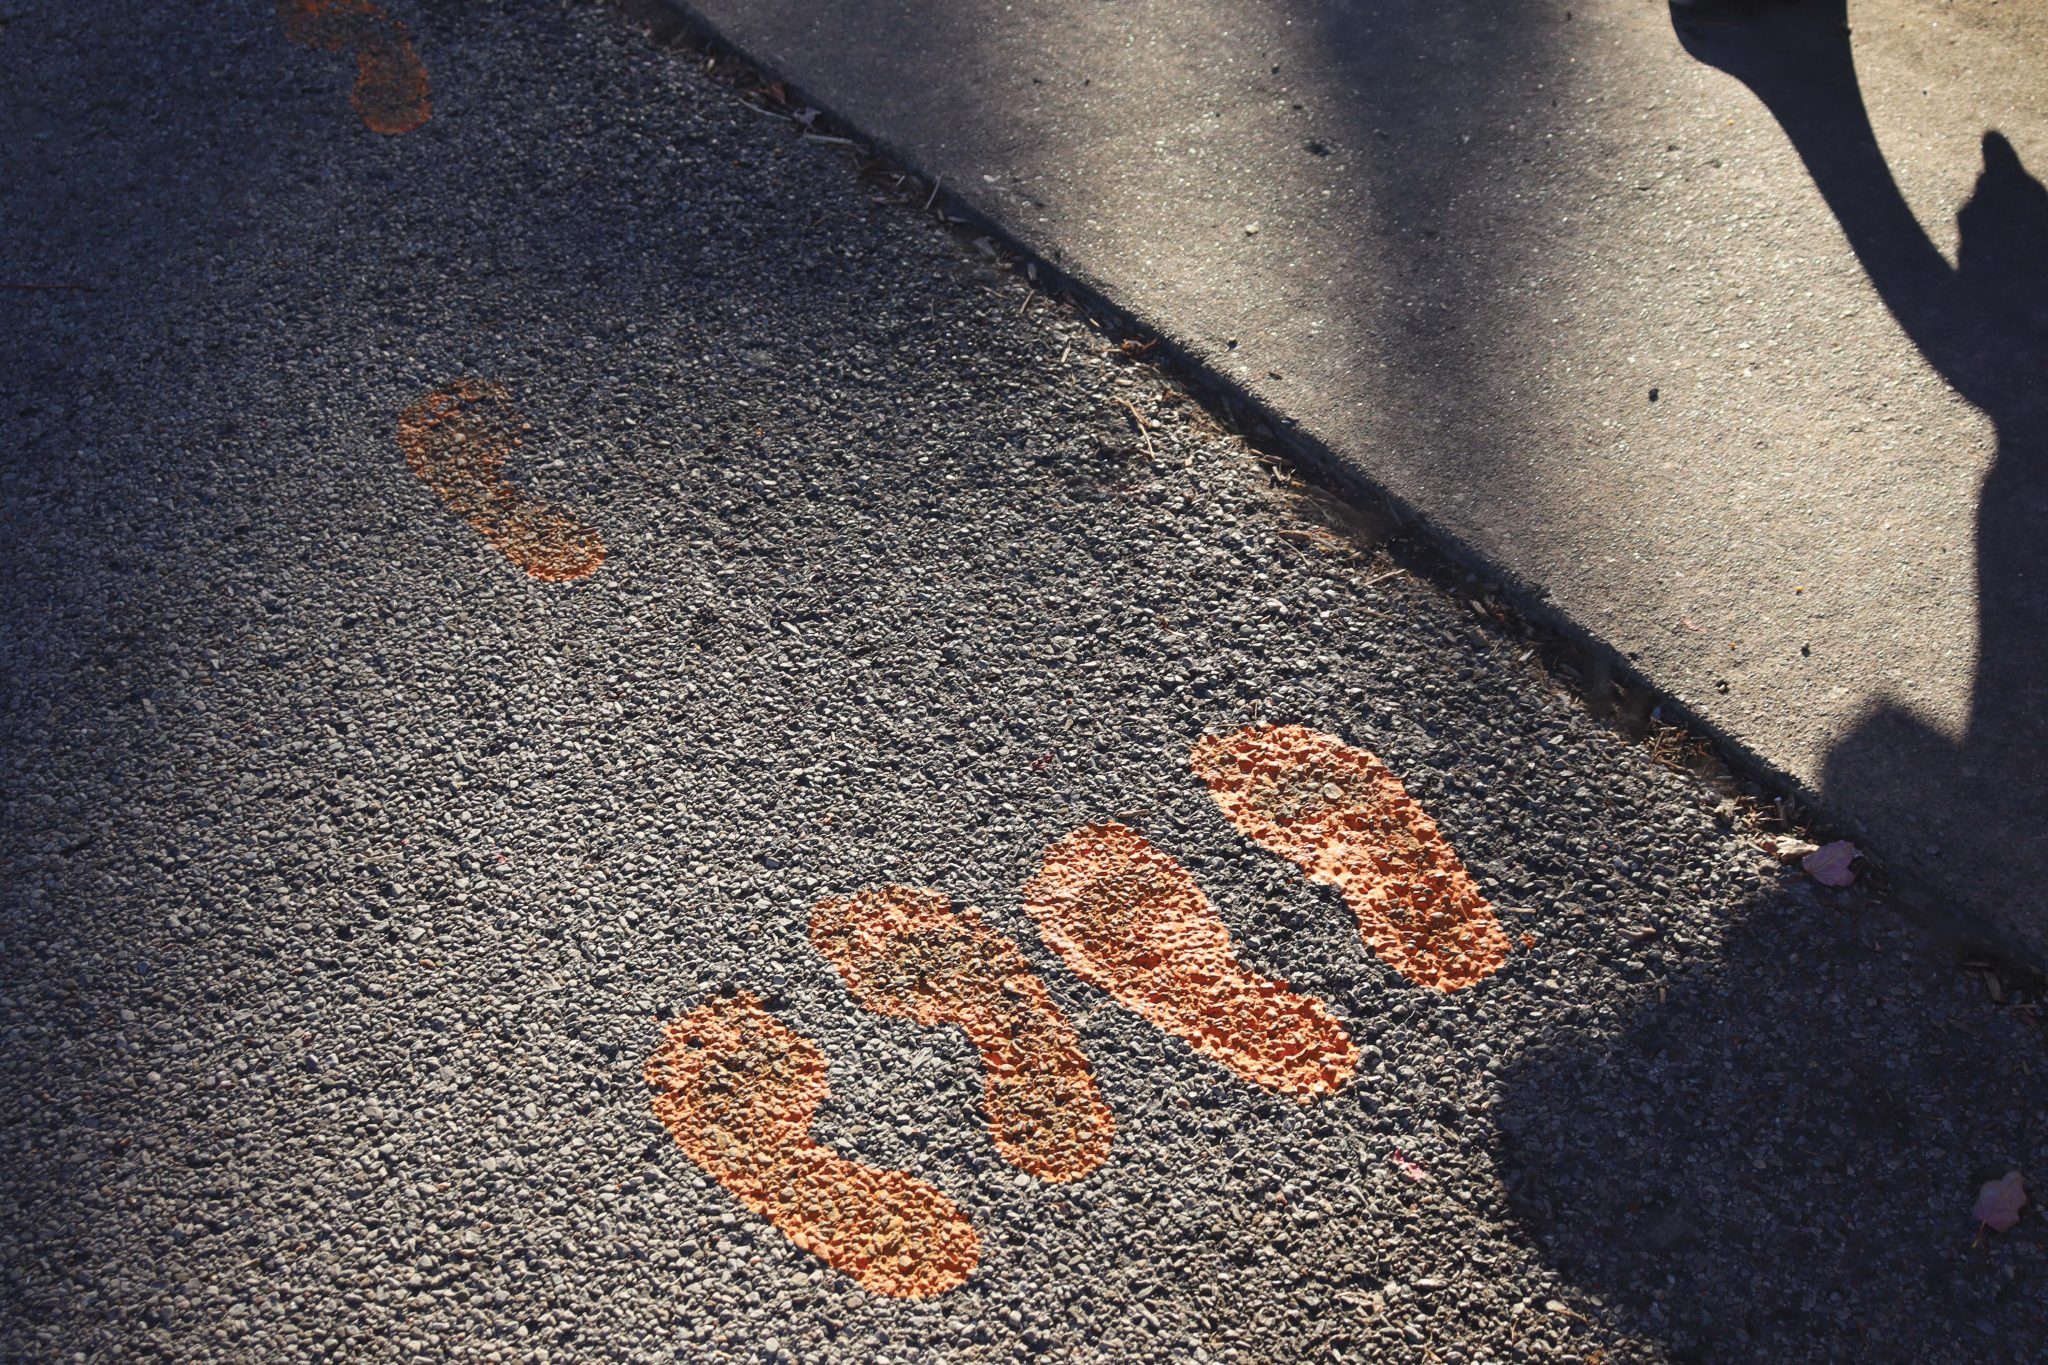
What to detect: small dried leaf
<box><xmin>1975</xmin><ymin>1171</ymin><xmax>2026</xmax><ymax>1232</ymax></box>
<box><xmin>1801</xmin><ymin>840</ymin><xmax>1859</xmax><ymax>887</ymax></box>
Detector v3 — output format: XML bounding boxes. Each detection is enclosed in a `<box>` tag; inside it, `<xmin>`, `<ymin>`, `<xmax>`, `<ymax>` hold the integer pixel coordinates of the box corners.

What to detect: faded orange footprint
<box><xmin>1023</xmin><ymin>822</ymin><xmax>1357</xmax><ymax>1097</ymax></box>
<box><xmin>812</xmin><ymin>887</ymin><xmax>1114</xmax><ymax>1183</ymax></box>
<box><xmin>395</xmin><ymin>379</ymin><xmax>606</xmax><ymax>582</ymax></box>
<box><xmin>1191</xmin><ymin>724</ymin><xmax>1509</xmax><ymax>992</ymax></box>
<box><xmin>278</xmin><ymin>0</ymin><xmax>432</xmax><ymax>135</ymax></box>
<box><xmin>644</xmin><ymin>993</ymin><xmax>979</xmax><ymax>1299</ymax></box>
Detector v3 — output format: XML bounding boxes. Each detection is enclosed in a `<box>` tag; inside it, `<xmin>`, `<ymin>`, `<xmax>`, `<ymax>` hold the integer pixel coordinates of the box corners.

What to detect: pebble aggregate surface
<box><xmin>2</xmin><ymin>1</ymin><xmax>2044</xmax><ymax>1361</ymax></box>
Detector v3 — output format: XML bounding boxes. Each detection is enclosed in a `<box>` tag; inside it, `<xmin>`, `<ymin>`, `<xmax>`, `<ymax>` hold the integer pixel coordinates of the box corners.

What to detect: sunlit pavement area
<box><xmin>1</xmin><ymin>3</ymin><xmax>2044</xmax><ymax>1361</ymax></box>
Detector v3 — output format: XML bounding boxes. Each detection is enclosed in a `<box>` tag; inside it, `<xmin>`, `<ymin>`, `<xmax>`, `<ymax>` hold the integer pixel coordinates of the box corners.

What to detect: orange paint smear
<box><xmin>812</xmin><ymin>887</ymin><xmax>1114</xmax><ymax>1183</ymax></box>
<box><xmin>278</xmin><ymin>0</ymin><xmax>432</xmax><ymax>135</ymax></box>
<box><xmin>1022</xmin><ymin>822</ymin><xmax>1357</xmax><ymax>1097</ymax></box>
<box><xmin>644</xmin><ymin>993</ymin><xmax>980</xmax><ymax>1299</ymax></box>
<box><xmin>395</xmin><ymin>379</ymin><xmax>605</xmax><ymax>582</ymax></box>
<box><xmin>1190</xmin><ymin>724</ymin><xmax>1509</xmax><ymax>993</ymax></box>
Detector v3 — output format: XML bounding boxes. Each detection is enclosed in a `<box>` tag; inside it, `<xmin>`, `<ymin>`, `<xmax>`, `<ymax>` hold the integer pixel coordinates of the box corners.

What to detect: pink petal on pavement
<box><xmin>1974</xmin><ymin>1171</ymin><xmax>2026</xmax><ymax>1232</ymax></box>
<box><xmin>1802</xmin><ymin>840</ymin><xmax>1859</xmax><ymax>887</ymax></box>
<box><xmin>1390</xmin><ymin>1149</ymin><xmax>1428</xmax><ymax>1183</ymax></box>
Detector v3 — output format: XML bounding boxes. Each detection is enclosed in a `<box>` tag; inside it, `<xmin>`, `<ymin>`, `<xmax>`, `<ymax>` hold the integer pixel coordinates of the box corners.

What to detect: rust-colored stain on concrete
<box><xmin>645</xmin><ymin>993</ymin><xmax>980</xmax><ymax>1299</ymax></box>
<box><xmin>812</xmin><ymin>886</ymin><xmax>1114</xmax><ymax>1183</ymax></box>
<box><xmin>1191</xmin><ymin>724</ymin><xmax>1509</xmax><ymax>992</ymax></box>
<box><xmin>277</xmin><ymin>0</ymin><xmax>432</xmax><ymax>135</ymax></box>
<box><xmin>395</xmin><ymin>379</ymin><xmax>606</xmax><ymax>582</ymax></box>
<box><xmin>1022</xmin><ymin>821</ymin><xmax>1357</xmax><ymax>1097</ymax></box>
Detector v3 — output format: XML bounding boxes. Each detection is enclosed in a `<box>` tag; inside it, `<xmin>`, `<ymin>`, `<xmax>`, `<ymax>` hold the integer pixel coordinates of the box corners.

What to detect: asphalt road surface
<box><xmin>1</xmin><ymin>3</ymin><xmax>2043</xmax><ymax>1362</ymax></box>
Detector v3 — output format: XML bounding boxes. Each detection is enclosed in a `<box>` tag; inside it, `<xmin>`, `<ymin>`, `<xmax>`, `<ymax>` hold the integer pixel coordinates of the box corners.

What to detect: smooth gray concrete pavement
<box><xmin>656</xmin><ymin>0</ymin><xmax>2048</xmax><ymax>966</ymax></box>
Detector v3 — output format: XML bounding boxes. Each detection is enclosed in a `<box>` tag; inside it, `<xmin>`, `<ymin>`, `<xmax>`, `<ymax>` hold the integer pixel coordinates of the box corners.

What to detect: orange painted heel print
<box><xmin>395</xmin><ymin>379</ymin><xmax>606</xmax><ymax>582</ymax></box>
<box><xmin>1190</xmin><ymin>724</ymin><xmax>1509</xmax><ymax>993</ymax></box>
<box><xmin>278</xmin><ymin>0</ymin><xmax>432</xmax><ymax>135</ymax></box>
<box><xmin>645</xmin><ymin>993</ymin><xmax>980</xmax><ymax>1299</ymax></box>
<box><xmin>1022</xmin><ymin>822</ymin><xmax>1357</xmax><ymax>1097</ymax></box>
<box><xmin>811</xmin><ymin>887</ymin><xmax>1114</xmax><ymax>1183</ymax></box>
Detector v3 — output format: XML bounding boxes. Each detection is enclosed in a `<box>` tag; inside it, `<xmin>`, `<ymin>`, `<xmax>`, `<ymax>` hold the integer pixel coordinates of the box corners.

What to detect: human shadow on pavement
<box><xmin>1496</xmin><ymin>4</ymin><xmax>2048</xmax><ymax>1360</ymax></box>
<box><xmin>1688</xmin><ymin>0</ymin><xmax>2048</xmax><ymax>953</ymax></box>
<box><xmin>1494</xmin><ymin>877</ymin><xmax>2046</xmax><ymax>1362</ymax></box>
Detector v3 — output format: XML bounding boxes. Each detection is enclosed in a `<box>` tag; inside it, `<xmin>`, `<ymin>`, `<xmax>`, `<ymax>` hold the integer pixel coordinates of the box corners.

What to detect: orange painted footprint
<box><xmin>645</xmin><ymin>993</ymin><xmax>979</xmax><ymax>1299</ymax></box>
<box><xmin>1190</xmin><ymin>724</ymin><xmax>1509</xmax><ymax>992</ymax></box>
<box><xmin>395</xmin><ymin>379</ymin><xmax>606</xmax><ymax>582</ymax></box>
<box><xmin>277</xmin><ymin>0</ymin><xmax>432</xmax><ymax>135</ymax></box>
<box><xmin>811</xmin><ymin>887</ymin><xmax>1114</xmax><ymax>1183</ymax></box>
<box><xmin>1023</xmin><ymin>822</ymin><xmax>1357</xmax><ymax>1097</ymax></box>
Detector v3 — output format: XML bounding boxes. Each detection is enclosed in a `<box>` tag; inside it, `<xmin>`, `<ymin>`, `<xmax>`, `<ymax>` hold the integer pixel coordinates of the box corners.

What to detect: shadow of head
<box><xmin>1958</xmin><ymin>132</ymin><xmax>2048</xmax><ymax>350</ymax></box>
<box><xmin>1492</xmin><ymin>885</ymin><xmax>2047</xmax><ymax>1361</ymax></box>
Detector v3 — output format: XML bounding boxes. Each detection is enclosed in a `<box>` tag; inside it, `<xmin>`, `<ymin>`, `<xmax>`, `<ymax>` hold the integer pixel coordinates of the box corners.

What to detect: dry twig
<box><xmin>1118</xmin><ymin>398</ymin><xmax>1156</xmax><ymax>460</ymax></box>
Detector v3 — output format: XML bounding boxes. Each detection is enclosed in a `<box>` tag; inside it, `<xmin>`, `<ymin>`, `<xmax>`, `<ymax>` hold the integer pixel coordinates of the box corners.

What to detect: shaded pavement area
<box><xmin>1</xmin><ymin>2</ymin><xmax>2043</xmax><ymax>1361</ymax></box>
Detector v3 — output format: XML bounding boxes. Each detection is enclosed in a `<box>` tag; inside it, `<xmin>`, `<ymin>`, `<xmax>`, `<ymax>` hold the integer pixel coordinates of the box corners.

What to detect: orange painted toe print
<box><xmin>395</xmin><ymin>379</ymin><xmax>606</xmax><ymax>582</ymax></box>
<box><xmin>1022</xmin><ymin>822</ymin><xmax>1357</xmax><ymax>1097</ymax></box>
<box><xmin>1190</xmin><ymin>724</ymin><xmax>1509</xmax><ymax>992</ymax></box>
<box><xmin>811</xmin><ymin>887</ymin><xmax>1114</xmax><ymax>1183</ymax></box>
<box><xmin>644</xmin><ymin>993</ymin><xmax>980</xmax><ymax>1299</ymax></box>
<box><xmin>278</xmin><ymin>0</ymin><xmax>432</xmax><ymax>135</ymax></box>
